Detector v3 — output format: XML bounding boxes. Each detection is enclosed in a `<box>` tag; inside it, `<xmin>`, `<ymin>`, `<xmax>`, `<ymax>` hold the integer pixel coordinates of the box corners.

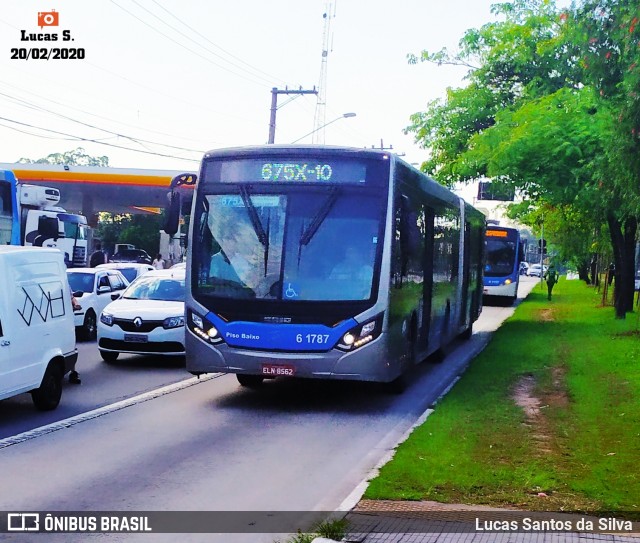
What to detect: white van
<box><xmin>0</xmin><ymin>246</ymin><xmax>78</xmax><ymax>410</ymax></box>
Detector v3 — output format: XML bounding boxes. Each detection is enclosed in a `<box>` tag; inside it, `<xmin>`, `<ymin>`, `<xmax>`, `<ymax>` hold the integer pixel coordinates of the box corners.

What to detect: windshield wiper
<box><xmin>299</xmin><ymin>186</ymin><xmax>339</xmax><ymax>247</ymax></box>
<box><xmin>297</xmin><ymin>186</ymin><xmax>339</xmax><ymax>269</ymax></box>
<box><xmin>240</xmin><ymin>186</ymin><xmax>269</xmax><ymax>276</ymax></box>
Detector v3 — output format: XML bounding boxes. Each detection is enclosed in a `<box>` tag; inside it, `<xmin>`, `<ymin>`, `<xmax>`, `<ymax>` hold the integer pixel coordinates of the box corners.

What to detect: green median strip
<box><xmin>364</xmin><ymin>278</ymin><xmax>640</xmax><ymax>517</ymax></box>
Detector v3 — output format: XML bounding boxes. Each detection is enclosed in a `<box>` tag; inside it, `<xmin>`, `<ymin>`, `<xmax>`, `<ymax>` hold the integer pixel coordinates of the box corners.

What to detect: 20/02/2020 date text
<box><xmin>10</xmin><ymin>48</ymin><xmax>85</xmax><ymax>60</ymax></box>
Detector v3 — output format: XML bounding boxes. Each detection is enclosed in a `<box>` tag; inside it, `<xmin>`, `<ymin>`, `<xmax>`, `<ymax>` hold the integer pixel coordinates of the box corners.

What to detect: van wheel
<box><xmin>100</xmin><ymin>350</ymin><xmax>119</xmax><ymax>363</ymax></box>
<box><xmin>31</xmin><ymin>363</ymin><xmax>63</xmax><ymax>411</ymax></box>
<box><xmin>82</xmin><ymin>310</ymin><xmax>97</xmax><ymax>341</ymax></box>
<box><xmin>236</xmin><ymin>374</ymin><xmax>264</xmax><ymax>388</ymax></box>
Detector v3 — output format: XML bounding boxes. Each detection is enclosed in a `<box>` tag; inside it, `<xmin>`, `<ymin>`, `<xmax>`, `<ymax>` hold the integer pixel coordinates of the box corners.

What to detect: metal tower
<box><xmin>313</xmin><ymin>4</ymin><xmax>334</xmax><ymax>144</ymax></box>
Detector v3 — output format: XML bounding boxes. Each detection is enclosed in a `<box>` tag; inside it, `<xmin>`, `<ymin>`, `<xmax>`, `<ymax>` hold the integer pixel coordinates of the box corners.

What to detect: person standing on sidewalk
<box><xmin>152</xmin><ymin>253</ymin><xmax>165</xmax><ymax>270</ymax></box>
<box><xmin>544</xmin><ymin>265</ymin><xmax>559</xmax><ymax>300</ymax></box>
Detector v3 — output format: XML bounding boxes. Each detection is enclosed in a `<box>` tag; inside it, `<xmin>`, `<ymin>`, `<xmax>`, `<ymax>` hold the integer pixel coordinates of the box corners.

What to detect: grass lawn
<box><xmin>364</xmin><ymin>278</ymin><xmax>640</xmax><ymax>517</ymax></box>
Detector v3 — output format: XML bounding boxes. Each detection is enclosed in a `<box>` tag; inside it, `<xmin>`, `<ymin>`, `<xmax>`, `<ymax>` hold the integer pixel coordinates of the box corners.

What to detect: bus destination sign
<box><xmin>486</xmin><ymin>229</ymin><xmax>508</xmax><ymax>238</ymax></box>
<box><xmin>217</xmin><ymin>158</ymin><xmax>367</xmax><ymax>184</ymax></box>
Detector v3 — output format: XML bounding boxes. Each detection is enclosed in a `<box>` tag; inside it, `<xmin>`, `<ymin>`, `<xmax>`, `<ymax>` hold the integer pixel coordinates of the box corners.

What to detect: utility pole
<box><xmin>268</xmin><ymin>87</ymin><xmax>318</xmax><ymax>144</ymax></box>
<box><xmin>370</xmin><ymin>139</ymin><xmax>402</xmax><ymax>154</ymax></box>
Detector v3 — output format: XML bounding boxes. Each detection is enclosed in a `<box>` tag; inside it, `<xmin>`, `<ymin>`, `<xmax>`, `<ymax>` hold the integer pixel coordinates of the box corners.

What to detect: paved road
<box><xmin>0</xmin><ymin>340</ymin><xmax>188</xmax><ymax>439</ymax></box>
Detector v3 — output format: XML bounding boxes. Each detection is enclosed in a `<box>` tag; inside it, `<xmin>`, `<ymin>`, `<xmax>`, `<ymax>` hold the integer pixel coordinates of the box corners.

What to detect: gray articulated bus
<box><xmin>166</xmin><ymin>145</ymin><xmax>485</xmax><ymax>391</ymax></box>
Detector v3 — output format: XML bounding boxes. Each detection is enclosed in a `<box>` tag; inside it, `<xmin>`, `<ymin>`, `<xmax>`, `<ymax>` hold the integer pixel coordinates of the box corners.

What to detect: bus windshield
<box><xmin>194</xmin><ymin>189</ymin><xmax>383</xmax><ymax>302</ymax></box>
<box><xmin>485</xmin><ymin>238</ymin><xmax>517</xmax><ymax>276</ymax></box>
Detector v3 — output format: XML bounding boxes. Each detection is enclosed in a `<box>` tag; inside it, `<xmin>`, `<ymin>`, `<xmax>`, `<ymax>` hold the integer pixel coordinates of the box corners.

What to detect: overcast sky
<box><xmin>1</xmin><ymin>1</ymin><xmax>500</xmax><ymax>172</ymax></box>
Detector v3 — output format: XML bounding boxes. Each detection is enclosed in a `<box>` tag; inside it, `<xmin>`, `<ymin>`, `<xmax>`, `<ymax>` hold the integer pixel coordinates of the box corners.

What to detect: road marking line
<box><xmin>0</xmin><ymin>374</ymin><xmax>222</xmax><ymax>450</ymax></box>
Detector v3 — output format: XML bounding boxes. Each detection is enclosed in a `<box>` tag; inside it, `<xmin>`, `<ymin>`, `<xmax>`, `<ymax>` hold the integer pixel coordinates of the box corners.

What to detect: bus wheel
<box><xmin>237</xmin><ymin>374</ymin><xmax>264</xmax><ymax>388</ymax></box>
<box><xmin>460</xmin><ymin>322</ymin><xmax>473</xmax><ymax>340</ymax></box>
<box><xmin>384</xmin><ymin>374</ymin><xmax>407</xmax><ymax>395</ymax></box>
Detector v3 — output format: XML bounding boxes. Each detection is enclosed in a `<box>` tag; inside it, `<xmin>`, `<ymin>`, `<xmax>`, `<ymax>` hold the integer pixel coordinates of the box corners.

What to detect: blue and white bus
<box><xmin>483</xmin><ymin>226</ymin><xmax>522</xmax><ymax>305</ymax></box>
<box><xmin>170</xmin><ymin>146</ymin><xmax>485</xmax><ymax>390</ymax></box>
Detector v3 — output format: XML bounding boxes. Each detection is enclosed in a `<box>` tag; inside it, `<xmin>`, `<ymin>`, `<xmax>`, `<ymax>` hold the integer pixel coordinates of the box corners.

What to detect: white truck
<box><xmin>0</xmin><ymin>170</ymin><xmax>89</xmax><ymax>266</ymax></box>
<box><xmin>0</xmin><ymin>246</ymin><xmax>79</xmax><ymax>410</ymax></box>
<box><xmin>19</xmin><ymin>184</ymin><xmax>90</xmax><ymax>267</ymax></box>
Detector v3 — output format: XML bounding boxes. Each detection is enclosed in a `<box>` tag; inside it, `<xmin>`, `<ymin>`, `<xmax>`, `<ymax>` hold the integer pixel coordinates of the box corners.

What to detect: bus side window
<box><xmin>393</xmin><ymin>194</ymin><xmax>424</xmax><ymax>288</ymax></box>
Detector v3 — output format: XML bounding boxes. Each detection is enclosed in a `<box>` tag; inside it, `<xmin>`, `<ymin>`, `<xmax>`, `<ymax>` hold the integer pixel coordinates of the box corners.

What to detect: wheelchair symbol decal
<box><xmin>284</xmin><ymin>282</ymin><xmax>299</xmax><ymax>299</ymax></box>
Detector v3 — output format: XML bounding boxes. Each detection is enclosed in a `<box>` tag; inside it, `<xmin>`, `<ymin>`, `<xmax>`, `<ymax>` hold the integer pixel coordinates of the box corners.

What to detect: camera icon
<box><xmin>38</xmin><ymin>10</ymin><xmax>59</xmax><ymax>28</ymax></box>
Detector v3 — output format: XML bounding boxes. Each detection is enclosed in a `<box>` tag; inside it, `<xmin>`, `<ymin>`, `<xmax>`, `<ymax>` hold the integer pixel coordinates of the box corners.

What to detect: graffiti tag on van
<box><xmin>18</xmin><ymin>281</ymin><xmax>66</xmax><ymax>326</ymax></box>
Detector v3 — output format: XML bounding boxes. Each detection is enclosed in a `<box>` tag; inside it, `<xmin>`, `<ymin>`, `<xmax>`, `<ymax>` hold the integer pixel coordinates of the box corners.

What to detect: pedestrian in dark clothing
<box><xmin>608</xmin><ymin>262</ymin><xmax>615</xmax><ymax>286</ymax></box>
<box><xmin>89</xmin><ymin>243</ymin><xmax>107</xmax><ymax>268</ymax></box>
<box><xmin>544</xmin><ymin>266</ymin><xmax>559</xmax><ymax>300</ymax></box>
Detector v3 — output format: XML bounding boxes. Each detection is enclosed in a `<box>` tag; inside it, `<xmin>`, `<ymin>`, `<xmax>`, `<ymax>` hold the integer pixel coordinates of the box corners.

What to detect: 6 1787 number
<box><xmin>296</xmin><ymin>333</ymin><xmax>330</xmax><ymax>344</ymax></box>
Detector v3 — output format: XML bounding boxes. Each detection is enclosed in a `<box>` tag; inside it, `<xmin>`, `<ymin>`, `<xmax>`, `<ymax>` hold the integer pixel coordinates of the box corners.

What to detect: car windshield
<box><xmin>67</xmin><ymin>272</ymin><xmax>94</xmax><ymax>293</ymax></box>
<box><xmin>117</xmin><ymin>268</ymin><xmax>140</xmax><ymax>282</ymax></box>
<box><xmin>122</xmin><ymin>275</ymin><xmax>185</xmax><ymax>301</ymax></box>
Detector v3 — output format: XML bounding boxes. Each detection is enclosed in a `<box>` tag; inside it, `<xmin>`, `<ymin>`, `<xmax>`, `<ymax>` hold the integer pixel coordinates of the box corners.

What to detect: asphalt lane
<box><xmin>0</xmin><ymin>339</ymin><xmax>189</xmax><ymax>439</ymax></box>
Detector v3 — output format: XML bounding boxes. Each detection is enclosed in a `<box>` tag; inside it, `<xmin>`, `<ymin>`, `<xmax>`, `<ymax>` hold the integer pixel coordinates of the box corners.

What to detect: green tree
<box><xmin>17</xmin><ymin>147</ymin><xmax>109</xmax><ymax>167</ymax></box>
<box><xmin>407</xmin><ymin>0</ymin><xmax>639</xmax><ymax>317</ymax></box>
<box><xmin>94</xmin><ymin>212</ymin><xmax>164</xmax><ymax>257</ymax></box>
<box><xmin>569</xmin><ymin>0</ymin><xmax>640</xmax><ymax>315</ymax></box>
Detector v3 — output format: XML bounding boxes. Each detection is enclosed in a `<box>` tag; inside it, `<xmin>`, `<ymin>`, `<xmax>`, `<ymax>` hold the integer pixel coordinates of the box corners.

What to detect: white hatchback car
<box><xmin>96</xmin><ymin>262</ymin><xmax>154</xmax><ymax>284</ymax></box>
<box><xmin>67</xmin><ymin>268</ymin><xmax>130</xmax><ymax>340</ymax></box>
<box><xmin>97</xmin><ymin>268</ymin><xmax>186</xmax><ymax>362</ymax></box>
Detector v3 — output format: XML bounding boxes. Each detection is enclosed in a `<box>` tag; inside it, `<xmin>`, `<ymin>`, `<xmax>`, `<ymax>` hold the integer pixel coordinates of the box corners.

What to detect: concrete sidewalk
<box><xmin>312</xmin><ymin>499</ymin><xmax>640</xmax><ymax>542</ymax></box>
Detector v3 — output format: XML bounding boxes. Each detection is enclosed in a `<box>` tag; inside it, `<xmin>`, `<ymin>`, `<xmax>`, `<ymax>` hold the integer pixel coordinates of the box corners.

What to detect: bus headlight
<box><xmin>504</xmin><ymin>279</ymin><xmax>512</xmax><ymax>285</ymax></box>
<box><xmin>337</xmin><ymin>314</ymin><xmax>383</xmax><ymax>351</ymax></box>
<box><xmin>188</xmin><ymin>310</ymin><xmax>223</xmax><ymax>344</ymax></box>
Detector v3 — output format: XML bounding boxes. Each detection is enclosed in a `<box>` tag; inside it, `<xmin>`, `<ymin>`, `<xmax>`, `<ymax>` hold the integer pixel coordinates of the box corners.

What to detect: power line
<box><xmin>110</xmin><ymin>0</ymin><xmax>273</xmax><ymax>88</ymax></box>
<box><xmin>0</xmin><ymin>116</ymin><xmax>201</xmax><ymax>162</ymax></box>
<box><xmin>150</xmin><ymin>0</ymin><xmax>286</xmax><ymax>87</ymax></box>
<box><xmin>0</xmin><ymin>79</ymin><xmax>210</xmax><ymax>145</ymax></box>
<box><xmin>0</xmin><ymin>90</ymin><xmax>206</xmax><ymax>154</ymax></box>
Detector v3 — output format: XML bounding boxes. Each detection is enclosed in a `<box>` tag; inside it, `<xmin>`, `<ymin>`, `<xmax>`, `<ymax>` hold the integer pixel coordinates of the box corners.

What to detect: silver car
<box><xmin>528</xmin><ymin>264</ymin><xmax>543</xmax><ymax>277</ymax></box>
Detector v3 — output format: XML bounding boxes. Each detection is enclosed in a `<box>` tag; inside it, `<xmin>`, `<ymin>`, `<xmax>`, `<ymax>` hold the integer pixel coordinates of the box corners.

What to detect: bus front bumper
<box><xmin>185</xmin><ymin>331</ymin><xmax>399</xmax><ymax>383</ymax></box>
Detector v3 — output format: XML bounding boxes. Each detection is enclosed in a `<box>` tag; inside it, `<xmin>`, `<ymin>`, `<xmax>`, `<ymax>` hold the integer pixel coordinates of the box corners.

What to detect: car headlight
<box><xmin>337</xmin><ymin>314</ymin><xmax>383</xmax><ymax>351</ymax></box>
<box><xmin>100</xmin><ymin>312</ymin><xmax>113</xmax><ymax>326</ymax></box>
<box><xmin>163</xmin><ymin>316</ymin><xmax>185</xmax><ymax>329</ymax></box>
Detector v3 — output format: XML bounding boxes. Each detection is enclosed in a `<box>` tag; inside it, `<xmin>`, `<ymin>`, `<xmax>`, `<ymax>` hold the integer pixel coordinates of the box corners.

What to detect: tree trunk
<box><xmin>578</xmin><ymin>259</ymin><xmax>590</xmax><ymax>283</ymax></box>
<box><xmin>606</xmin><ymin>213</ymin><xmax>638</xmax><ymax>318</ymax></box>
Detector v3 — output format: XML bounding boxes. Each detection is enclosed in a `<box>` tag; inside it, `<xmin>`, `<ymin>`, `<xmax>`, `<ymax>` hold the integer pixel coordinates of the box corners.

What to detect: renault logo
<box><xmin>133</xmin><ymin>317</ymin><xmax>143</xmax><ymax>329</ymax></box>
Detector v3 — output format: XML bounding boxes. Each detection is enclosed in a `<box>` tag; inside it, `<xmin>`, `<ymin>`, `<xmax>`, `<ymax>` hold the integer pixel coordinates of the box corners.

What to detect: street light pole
<box><xmin>291</xmin><ymin>112</ymin><xmax>356</xmax><ymax>144</ymax></box>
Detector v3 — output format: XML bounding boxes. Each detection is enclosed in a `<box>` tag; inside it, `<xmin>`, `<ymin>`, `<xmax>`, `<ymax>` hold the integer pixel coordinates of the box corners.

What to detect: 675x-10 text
<box><xmin>10</xmin><ymin>47</ymin><xmax>85</xmax><ymax>60</ymax></box>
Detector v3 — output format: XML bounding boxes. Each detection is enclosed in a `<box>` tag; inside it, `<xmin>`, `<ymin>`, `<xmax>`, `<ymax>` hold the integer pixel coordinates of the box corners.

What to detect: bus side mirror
<box><xmin>163</xmin><ymin>190</ymin><xmax>181</xmax><ymax>236</ymax></box>
<box><xmin>38</xmin><ymin>216</ymin><xmax>59</xmax><ymax>240</ymax></box>
<box><xmin>164</xmin><ymin>173</ymin><xmax>197</xmax><ymax>236</ymax></box>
